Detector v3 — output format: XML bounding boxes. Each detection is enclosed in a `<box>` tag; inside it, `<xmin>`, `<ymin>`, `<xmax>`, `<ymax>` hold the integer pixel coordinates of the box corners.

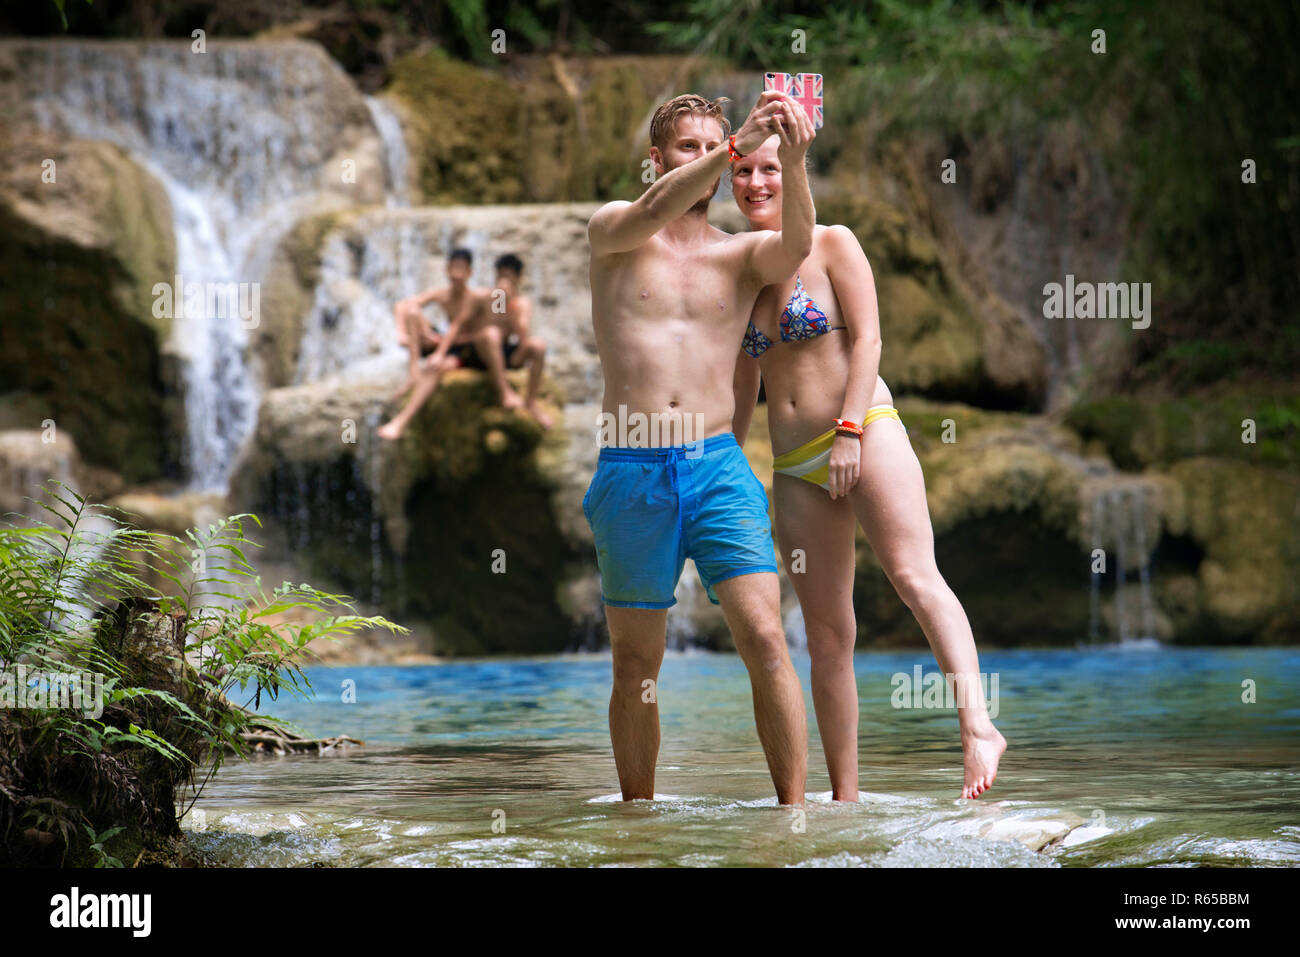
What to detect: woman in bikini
<box><xmin>729</xmin><ymin>135</ymin><xmax>1006</xmax><ymax>802</ymax></box>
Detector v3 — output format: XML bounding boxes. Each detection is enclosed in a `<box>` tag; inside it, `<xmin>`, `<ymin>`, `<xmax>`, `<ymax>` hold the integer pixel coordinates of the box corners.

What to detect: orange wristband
<box><xmin>728</xmin><ymin>135</ymin><xmax>746</xmax><ymax>162</ymax></box>
<box><xmin>834</xmin><ymin>418</ymin><xmax>863</xmax><ymax>439</ymax></box>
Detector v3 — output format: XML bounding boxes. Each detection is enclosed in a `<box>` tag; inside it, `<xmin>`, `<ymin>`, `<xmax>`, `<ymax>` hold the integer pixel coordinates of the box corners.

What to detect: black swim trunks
<box><xmin>447</xmin><ymin>337</ymin><xmax>520</xmax><ymax>370</ymax></box>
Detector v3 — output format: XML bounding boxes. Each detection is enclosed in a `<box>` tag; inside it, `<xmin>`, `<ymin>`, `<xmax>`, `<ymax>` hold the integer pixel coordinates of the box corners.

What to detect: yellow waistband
<box><xmin>772</xmin><ymin>406</ymin><xmax>902</xmax><ymax>470</ymax></box>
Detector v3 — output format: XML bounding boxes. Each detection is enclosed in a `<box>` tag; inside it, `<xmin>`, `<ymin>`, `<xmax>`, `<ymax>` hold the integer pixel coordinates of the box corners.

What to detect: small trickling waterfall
<box><xmin>783</xmin><ymin>603</ymin><xmax>808</xmax><ymax>654</ymax></box>
<box><xmin>365</xmin><ymin>96</ymin><xmax>410</xmax><ymax>209</ymax></box>
<box><xmin>666</xmin><ymin>563</ymin><xmax>703</xmax><ymax>649</ymax></box>
<box><xmin>1085</xmin><ymin>481</ymin><xmax>1160</xmax><ymax>644</ymax></box>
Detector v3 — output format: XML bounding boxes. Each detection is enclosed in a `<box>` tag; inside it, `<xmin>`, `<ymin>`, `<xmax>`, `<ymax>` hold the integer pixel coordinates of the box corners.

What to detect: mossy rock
<box><xmin>0</xmin><ymin>131</ymin><xmax>177</xmax><ymax>482</ymax></box>
<box><xmin>387</xmin><ymin>50</ymin><xmax>717</xmax><ymax>205</ymax></box>
<box><xmin>387</xmin><ymin>49</ymin><xmax>526</xmax><ymax>204</ymax></box>
<box><xmin>851</xmin><ymin>399</ymin><xmax>1151</xmax><ymax>646</ymax></box>
<box><xmin>1067</xmin><ymin>392</ymin><xmax>1300</xmax><ymax>471</ymax></box>
<box><xmin>1159</xmin><ymin>457</ymin><xmax>1300</xmax><ymax>640</ymax></box>
<box><xmin>817</xmin><ymin>196</ymin><xmax>1041</xmax><ymax>408</ymax></box>
<box><xmin>233</xmin><ymin>371</ymin><xmax>578</xmax><ymax>654</ymax></box>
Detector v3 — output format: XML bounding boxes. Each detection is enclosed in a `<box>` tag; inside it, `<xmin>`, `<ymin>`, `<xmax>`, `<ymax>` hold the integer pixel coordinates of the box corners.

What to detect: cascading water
<box><xmin>365</xmin><ymin>96</ymin><xmax>410</xmax><ymax>209</ymax></box>
<box><xmin>1085</xmin><ymin>481</ymin><xmax>1159</xmax><ymax>644</ymax></box>
<box><xmin>783</xmin><ymin>603</ymin><xmax>809</xmax><ymax>654</ymax></box>
<box><xmin>11</xmin><ymin>40</ymin><xmax>390</xmax><ymax>491</ymax></box>
<box><xmin>666</xmin><ymin>563</ymin><xmax>703</xmax><ymax>650</ymax></box>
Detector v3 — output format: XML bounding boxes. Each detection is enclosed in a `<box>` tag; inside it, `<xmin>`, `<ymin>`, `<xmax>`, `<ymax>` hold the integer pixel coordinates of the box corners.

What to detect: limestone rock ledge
<box><xmin>231</xmin><ymin>370</ymin><xmax>590</xmax><ymax>655</ymax></box>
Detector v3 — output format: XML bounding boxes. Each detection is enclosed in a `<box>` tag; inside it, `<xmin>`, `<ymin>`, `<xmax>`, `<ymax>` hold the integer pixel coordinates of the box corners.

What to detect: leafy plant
<box><xmin>0</xmin><ymin>481</ymin><xmax>404</xmax><ymax>866</ymax></box>
<box><xmin>83</xmin><ymin>824</ymin><xmax>124</xmax><ymax>868</ymax></box>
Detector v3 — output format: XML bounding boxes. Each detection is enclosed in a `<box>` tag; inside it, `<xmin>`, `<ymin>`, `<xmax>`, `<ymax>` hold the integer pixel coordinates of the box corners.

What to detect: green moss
<box><xmin>388</xmin><ymin>49</ymin><xmax>524</xmax><ymax>204</ymax></box>
<box><xmin>1162</xmin><ymin>457</ymin><xmax>1300</xmax><ymax>640</ymax></box>
<box><xmin>387</xmin><ymin>51</ymin><xmax>720</xmax><ymax>204</ymax></box>
<box><xmin>1068</xmin><ymin>393</ymin><xmax>1300</xmax><ymax>471</ymax></box>
<box><xmin>0</xmin><ymin>203</ymin><xmax>171</xmax><ymax>482</ymax></box>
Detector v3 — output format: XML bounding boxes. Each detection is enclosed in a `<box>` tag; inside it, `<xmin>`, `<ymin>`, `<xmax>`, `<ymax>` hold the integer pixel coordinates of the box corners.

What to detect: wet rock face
<box><xmin>388</xmin><ymin>51</ymin><xmax>716</xmax><ymax>205</ymax></box>
<box><xmin>233</xmin><ymin>372</ymin><xmax>582</xmax><ymax>654</ymax></box>
<box><xmin>261</xmin><ymin>203</ymin><xmax>598</xmax><ymax>400</ymax></box>
<box><xmin>894</xmin><ymin>123</ymin><xmax>1129</xmax><ymax>410</ymax></box>
<box><xmin>816</xmin><ymin>196</ymin><xmax>1047</xmax><ymax>410</ymax></box>
<box><xmin>0</xmin><ymin>127</ymin><xmax>177</xmax><ymax>482</ymax></box>
<box><xmin>1</xmin><ymin>39</ymin><xmax>390</xmax><ymax>490</ymax></box>
<box><xmin>1160</xmin><ymin>458</ymin><xmax>1300</xmax><ymax>641</ymax></box>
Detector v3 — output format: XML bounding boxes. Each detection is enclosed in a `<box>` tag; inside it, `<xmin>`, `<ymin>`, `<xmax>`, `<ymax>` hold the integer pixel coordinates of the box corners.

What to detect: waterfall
<box><xmin>665</xmin><ymin>563</ymin><xmax>702</xmax><ymax>649</ymax></box>
<box><xmin>1085</xmin><ymin>481</ymin><xmax>1160</xmax><ymax>644</ymax></box>
<box><xmin>365</xmin><ymin>96</ymin><xmax>410</xmax><ymax>208</ymax></box>
<box><xmin>784</xmin><ymin>603</ymin><xmax>808</xmax><ymax>655</ymax></box>
<box><xmin>157</xmin><ymin>175</ymin><xmax>259</xmax><ymax>490</ymax></box>
<box><xmin>11</xmin><ymin>40</ymin><xmax>389</xmax><ymax>491</ymax></box>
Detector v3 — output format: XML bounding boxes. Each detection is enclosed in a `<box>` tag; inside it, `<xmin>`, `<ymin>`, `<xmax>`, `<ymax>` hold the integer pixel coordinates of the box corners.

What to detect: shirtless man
<box><xmin>390</xmin><ymin>247</ymin><xmax>481</xmax><ymax>394</ymax></box>
<box><xmin>379</xmin><ymin>249</ymin><xmax>525</xmax><ymax>440</ymax></box>
<box><xmin>585</xmin><ymin>89</ymin><xmax>816</xmax><ymax>805</ymax></box>
<box><xmin>490</xmin><ymin>254</ymin><xmax>553</xmax><ymax>429</ymax></box>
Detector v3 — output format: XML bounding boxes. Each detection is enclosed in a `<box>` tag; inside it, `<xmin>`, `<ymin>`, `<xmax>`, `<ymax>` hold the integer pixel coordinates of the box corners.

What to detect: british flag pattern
<box><xmin>764</xmin><ymin>72</ymin><xmax>824</xmax><ymax>129</ymax></box>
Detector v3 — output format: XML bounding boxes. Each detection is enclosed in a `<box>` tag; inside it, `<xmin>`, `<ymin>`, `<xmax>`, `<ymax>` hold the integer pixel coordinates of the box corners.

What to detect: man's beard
<box><xmin>664</xmin><ymin>161</ymin><xmax>720</xmax><ymax>214</ymax></box>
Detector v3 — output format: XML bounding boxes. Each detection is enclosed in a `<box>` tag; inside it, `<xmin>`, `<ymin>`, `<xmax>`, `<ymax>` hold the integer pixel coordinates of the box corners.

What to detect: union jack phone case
<box><xmin>763</xmin><ymin>72</ymin><xmax>824</xmax><ymax>129</ymax></box>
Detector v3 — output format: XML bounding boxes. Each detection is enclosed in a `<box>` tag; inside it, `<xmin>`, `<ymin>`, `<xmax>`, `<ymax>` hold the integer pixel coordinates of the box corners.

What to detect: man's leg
<box><xmin>605</xmin><ymin>605</ymin><xmax>668</xmax><ymax>800</ymax></box>
<box><xmin>393</xmin><ymin>302</ymin><xmax>438</xmax><ymax>399</ymax></box>
<box><xmin>514</xmin><ymin>336</ymin><xmax>553</xmax><ymax>428</ymax></box>
<box><xmin>377</xmin><ymin>355</ymin><xmax>455</xmax><ymax>440</ymax></box>
<box><xmin>471</xmin><ymin>326</ymin><xmax>524</xmax><ymax>410</ymax></box>
<box><xmin>712</xmin><ymin>572</ymin><xmax>807</xmax><ymax>806</ymax></box>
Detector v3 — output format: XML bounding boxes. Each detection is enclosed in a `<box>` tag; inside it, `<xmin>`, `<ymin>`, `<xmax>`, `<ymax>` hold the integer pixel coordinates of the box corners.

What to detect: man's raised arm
<box><xmin>746</xmin><ymin>101</ymin><xmax>817</xmax><ymax>284</ymax></box>
<box><xmin>588</xmin><ymin>91</ymin><xmax>794</xmax><ymax>256</ymax></box>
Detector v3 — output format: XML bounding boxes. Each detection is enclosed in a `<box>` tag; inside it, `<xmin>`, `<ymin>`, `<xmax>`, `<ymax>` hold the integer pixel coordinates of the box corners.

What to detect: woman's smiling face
<box><xmin>731</xmin><ymin>135</ymin><xmax>783</xmax><ymax>227</ymax></box>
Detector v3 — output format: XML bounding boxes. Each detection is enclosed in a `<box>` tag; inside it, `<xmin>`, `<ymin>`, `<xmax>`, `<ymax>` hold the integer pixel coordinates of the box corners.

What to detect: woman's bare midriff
<box><xmin>757</xmin><ymin>305</ymin><xmax>893</xmax><ymax>457</ymax></box>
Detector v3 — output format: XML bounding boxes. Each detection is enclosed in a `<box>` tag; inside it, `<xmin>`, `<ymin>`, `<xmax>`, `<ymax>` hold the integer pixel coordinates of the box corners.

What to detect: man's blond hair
<box><xmin>649</xmin><ymin>93</ymin><xmax>732</xmax><ymax>154</ymax></box>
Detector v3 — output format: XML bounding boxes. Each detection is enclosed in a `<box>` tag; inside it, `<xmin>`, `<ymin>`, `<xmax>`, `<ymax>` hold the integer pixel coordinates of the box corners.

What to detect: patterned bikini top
<box><xmin>742</xmin><ymin>273</ymin><xmax>845</xmax><ymax>358</ymax></box>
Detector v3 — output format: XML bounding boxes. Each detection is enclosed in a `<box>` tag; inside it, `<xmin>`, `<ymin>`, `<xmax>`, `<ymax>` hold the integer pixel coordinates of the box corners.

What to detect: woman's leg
<box><xmin>848</xmin><ymin>401</ymin><xmax>1006</xmax><ymax>799</ymax></box>
<box><xmin>773</xmin><ymin>473</ymin><xmax>860</xmax><ymax>801</ymax></box>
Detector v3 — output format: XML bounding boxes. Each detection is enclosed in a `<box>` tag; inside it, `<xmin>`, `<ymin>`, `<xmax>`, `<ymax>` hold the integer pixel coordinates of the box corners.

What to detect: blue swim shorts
<box><xmin>581</xmin><ymin>431</ymin><xmax>778</xmax><ymax>608</ymax></box>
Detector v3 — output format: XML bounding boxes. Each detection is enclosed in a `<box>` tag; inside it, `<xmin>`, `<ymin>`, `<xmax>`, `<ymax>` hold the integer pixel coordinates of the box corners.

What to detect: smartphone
<box><xmin>763</xmin><ymin>72</ymin><xmax>824</xmax><ymax>129</ymax></box>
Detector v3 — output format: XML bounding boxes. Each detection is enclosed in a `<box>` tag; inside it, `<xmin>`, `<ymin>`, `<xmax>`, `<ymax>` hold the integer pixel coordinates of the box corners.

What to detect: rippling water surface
<box><xmin>188</xmin><ymin>647</ymin><xmax>1300</xmax><ymax>867</ymax></box>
